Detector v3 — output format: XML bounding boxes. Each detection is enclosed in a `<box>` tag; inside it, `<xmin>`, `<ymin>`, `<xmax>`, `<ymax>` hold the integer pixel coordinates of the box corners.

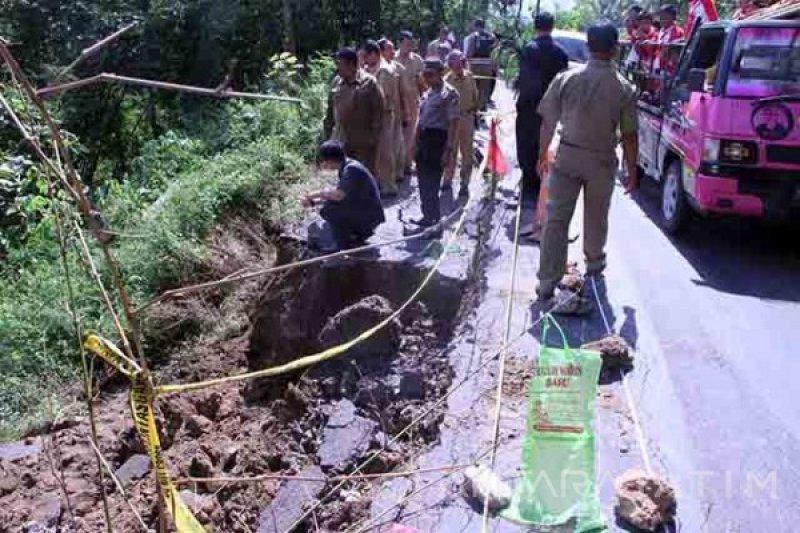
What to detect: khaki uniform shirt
<box><xmin>537</xmin><ymin>59</ymin><xmax>637</xmax><ymax>167</ymax></box>
<box><xmin>445</xmin><ymin>70</ymin><xmax>480</xmax><ymax>115</ymax></box>
<box><xmin>323</xmin><ymin>70</ymin><xmax>383</xmax><ymax>149</ymax></box>
<box><xmin>365</xmin><ymin>60</ymin><xmax>401</xmax><ymax>115</ymax></box>
<box><xmin>397</xmin><ymin>52</ymin><xmax>424</xmax><ymax>103</ymax></box>
<box><xmin>418</xmin><ymin>83</ymin><xmax>460</xmax><ymax>131</ymax></box>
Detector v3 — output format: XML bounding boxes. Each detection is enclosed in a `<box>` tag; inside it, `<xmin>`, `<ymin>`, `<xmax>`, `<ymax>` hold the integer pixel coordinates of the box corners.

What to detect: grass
<box><xmin>0</xmin><ymin>58</ymin><xmax>333</xmax><ymax>437</ymax></box>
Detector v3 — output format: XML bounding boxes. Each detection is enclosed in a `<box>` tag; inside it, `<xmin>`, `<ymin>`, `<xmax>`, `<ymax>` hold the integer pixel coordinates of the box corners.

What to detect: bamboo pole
<box><xmin>56</xmin><ymin>22</ymin><xmax>138</xmax><ymax>80</ymax></box>
<box><xmin>38</xmin><ymin>72</ymin><xmax>302</xmax><ymax>102</ymax></box>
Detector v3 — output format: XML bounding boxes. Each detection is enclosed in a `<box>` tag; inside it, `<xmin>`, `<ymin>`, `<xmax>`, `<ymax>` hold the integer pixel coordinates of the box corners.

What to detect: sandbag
<box><xmin>501</xmin><ymin>317</ymin><xmax>605</xmax><ymax>532</ymax></box>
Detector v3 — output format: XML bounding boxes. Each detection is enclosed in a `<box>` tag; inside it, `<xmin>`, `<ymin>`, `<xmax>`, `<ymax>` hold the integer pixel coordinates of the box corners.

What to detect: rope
<box><xmin>138</xmin><ymin>203</ymin><xmax>466</xmax><ymax>312</ymax></box>
<box><xmin>176</xmin><ymin>463</ymin><xmax>472</xmax><ymax>486</ymax></box>
<box><xmin>481</xmin><ymin>177</ymin><xmax>524</xmax><ymax>533</ymax></box>
<box><xmin>589</xmin><ymin>275</ymin><xmax>653</xmax><ymax>475</ymax></box>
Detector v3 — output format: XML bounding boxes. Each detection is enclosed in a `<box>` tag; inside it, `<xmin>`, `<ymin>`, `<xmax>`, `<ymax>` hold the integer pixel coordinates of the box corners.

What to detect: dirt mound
<box><xmin>615</xmin><ymin>469</ymin><xmax>677</xmax><ymax>531</ymax></box>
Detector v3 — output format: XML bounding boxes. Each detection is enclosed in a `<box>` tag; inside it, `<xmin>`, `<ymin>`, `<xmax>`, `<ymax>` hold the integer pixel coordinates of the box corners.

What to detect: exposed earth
<box><xmin>2</xmin><ymin>84</ymin><xmax>800</xmax><ymax>533</ymax></box>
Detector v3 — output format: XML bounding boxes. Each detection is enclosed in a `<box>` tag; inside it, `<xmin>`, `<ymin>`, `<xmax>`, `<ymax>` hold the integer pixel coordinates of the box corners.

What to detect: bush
<box><xmin>0</xmin><ymin>56</ymin><xmax>332</xmax><ymax>436</ymax></box>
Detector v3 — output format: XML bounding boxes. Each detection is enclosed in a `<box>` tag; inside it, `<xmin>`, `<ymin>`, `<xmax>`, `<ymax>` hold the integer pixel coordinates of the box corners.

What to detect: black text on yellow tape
<box><xmin>84</xmin><ymin>334</ymin><xmax>204</xmax><ymax>531</ymax></box>
<box><xmin>131</xmin><ymin>376</ymin><xmax>206</xmax><ymax>532</ymax></box>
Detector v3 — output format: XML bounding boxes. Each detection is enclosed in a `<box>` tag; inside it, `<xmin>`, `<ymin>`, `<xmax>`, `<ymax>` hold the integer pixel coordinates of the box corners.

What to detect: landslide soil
<box><xmin>0</xmin><ymin>219</ymin><xmax>462</xmax><ymax>532</ymax></box>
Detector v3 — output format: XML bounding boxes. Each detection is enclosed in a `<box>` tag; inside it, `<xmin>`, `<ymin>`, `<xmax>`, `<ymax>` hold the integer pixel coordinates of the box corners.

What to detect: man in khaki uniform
<box><xmin>363</xmin><ymin>40</ymin><xmax>401</xmax><ymax>197</ymax></box>
<box><xmin>396</xmin><ymin>30</ymin><xmax>425</xmax><ymax>171</ymax></box>
<box><xmin>443</xmin><ymin>50</ymin><xmax>479</xmax><ymax>197</ymax></box>
<box><xmin>535</xmin><ymin>22</ymin><xmax>639</xmax><ymax>301</ymax></box>
<box><xmin>323</xmin><ymin>48</ymin><xmax>383</xmax><ymax>174</ymax></box>
<box><xmin>379</xmin><ymin>38</ymin><xmax>409</xmax><ymax>184</ymax></box>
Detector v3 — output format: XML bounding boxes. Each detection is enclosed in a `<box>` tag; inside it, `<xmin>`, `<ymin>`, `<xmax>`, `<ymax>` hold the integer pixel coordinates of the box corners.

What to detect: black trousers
<box><xmin>516</xmin><ymin>100</ymin><xmax>542</xmax><ymax>202</ymax></box>
<box><xmin>415</xmin><ymin>128</ymin><xmax>448</xmax><ymax>225</ymax></box>
<box><xmin>320</xmin><ymin>203</ymin><xmax>378</xmax><ymax>250</ymax></box>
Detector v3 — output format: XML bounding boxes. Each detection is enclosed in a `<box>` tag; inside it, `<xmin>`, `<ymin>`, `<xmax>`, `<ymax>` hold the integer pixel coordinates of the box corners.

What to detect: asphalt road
<box><xmin>492</xmin><ymin>76</ymin><xmax>800</xmax><ymax>530</ymax></box>
<box><xmin>603</xmin><ymin>178</ymin><xmax>800</xmax><ymax>532</ymax></box>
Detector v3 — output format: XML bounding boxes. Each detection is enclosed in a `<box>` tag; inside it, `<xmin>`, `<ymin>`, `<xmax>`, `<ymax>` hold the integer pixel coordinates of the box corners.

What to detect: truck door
<box><xmin>662</xmin><ymin>26</ymin><xmax>728</xmax><ymax>181</ymax></box>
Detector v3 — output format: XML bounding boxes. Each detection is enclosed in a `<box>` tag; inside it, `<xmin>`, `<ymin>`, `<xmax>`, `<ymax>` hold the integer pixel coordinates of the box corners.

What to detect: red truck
<box><xmin>630</xmin><ymin>13</ymin><xmax>800</xmax><ymax>233</ymax></box>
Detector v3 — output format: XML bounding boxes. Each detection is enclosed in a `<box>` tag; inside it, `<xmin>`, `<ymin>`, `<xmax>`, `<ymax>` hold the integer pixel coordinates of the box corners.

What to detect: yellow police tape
<box><xmin>80</xmin><ymin>149</ymin><xmax>488</xmax><ymax>531</ymax></box>
<box><xmin>84</xmin><ymin>334</ymin><xmax>205</xmax><ymax>532</ymax></box>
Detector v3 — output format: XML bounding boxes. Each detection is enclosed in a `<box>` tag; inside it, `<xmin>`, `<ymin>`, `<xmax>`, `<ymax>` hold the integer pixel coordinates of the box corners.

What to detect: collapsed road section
<box><xmin>0</xmin><ymin>175</ymin><xmax>497</xmax><ymax>532</ymax></box>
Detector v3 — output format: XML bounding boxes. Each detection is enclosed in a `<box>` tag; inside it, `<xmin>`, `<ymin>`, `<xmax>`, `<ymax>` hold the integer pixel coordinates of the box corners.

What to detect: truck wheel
<box><xmin>661</xmin><ymin>160</ymin><xmax>688</xmax><ymax>234</ymax></box>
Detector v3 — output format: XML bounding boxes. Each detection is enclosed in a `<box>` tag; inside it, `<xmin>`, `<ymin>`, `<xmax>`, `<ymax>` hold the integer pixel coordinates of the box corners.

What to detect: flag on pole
<box><xmin>685</xmin><ymin>0</ymin><xmax>719</xmax><ymax>36</ymax></box>
<box><xmin>487</xmin><ymin>117</ymin><xmax>509</xmax><ymax>177</ymax></box>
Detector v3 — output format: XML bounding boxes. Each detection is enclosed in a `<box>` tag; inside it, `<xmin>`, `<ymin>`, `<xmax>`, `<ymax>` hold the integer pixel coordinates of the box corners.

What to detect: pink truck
<box><xmin>634</xmin><ymin>17</ymin><xmax>800</xmax><ymax>233</ymax></box>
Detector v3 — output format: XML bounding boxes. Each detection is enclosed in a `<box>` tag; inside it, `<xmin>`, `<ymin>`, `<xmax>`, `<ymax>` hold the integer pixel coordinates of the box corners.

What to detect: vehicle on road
<box><xmin>627</xmin><ymin>17</ymin><xmax>800</xmax><ymax>233</ymax></box>
<box><xmin>552</xmin><ymin>29</ymin><xmax>589</xmax><ymax>64</ymax></box>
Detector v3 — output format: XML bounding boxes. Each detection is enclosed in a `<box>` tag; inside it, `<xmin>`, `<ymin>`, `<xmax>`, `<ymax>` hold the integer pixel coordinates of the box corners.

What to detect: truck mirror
<box><xmin>688</xmin><ymin>68</ymin><xmax>706</xmax><ymax>93</ymax></box>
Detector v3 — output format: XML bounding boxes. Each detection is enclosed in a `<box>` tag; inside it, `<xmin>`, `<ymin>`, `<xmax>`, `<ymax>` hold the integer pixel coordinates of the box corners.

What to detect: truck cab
<box><xmin>634</xmin><ymin>19</ymin><xmax>800</xmax><ymax>233</ymax></box>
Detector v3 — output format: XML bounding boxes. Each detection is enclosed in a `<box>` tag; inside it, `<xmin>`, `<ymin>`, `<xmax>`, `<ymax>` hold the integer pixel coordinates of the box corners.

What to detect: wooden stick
<box><xmin>56</xmin><ymin>22</ymin><xmax>138</xmax><ymax>80</ymax></box>
<box><xmin>38</xmin><ymin>72</ymin><xmax>302</xmax><ymax>102</ymax></box>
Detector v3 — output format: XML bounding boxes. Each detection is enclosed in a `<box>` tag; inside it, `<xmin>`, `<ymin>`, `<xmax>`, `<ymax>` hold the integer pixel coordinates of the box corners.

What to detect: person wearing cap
<box><xmin>465</xmin><ymin>19</ymin><xmax>497</xmax><ymax>112</ymax></box>
<box><xmin>515</xmin><ymin>12</ymin><xmax>568</xmax><ymax>208</ymax></box>
<box><xmin>323</xmin><ymin>48</ymin><xmax>384</xmax><ymax>176</ymax></box>
<box><xmin>379</xmin><ymin>38</ymin><xmax>410</xmax><ymax>185</ymax></box>
<box><xmin>302</xmin><ymin>141</ymin><xmax>385</xmax><ymax>252</ymax></box>
<box><xmin>413</xmin><ymin>57</ymin><xmax>460</xmax><ymax>234</ymax></box>
<box><xmin>443</xmin><ymin>50</ymin><xmax>479</xmax><ymax>197</ymax></box>
<box><xmin>396</xmin><ymin>30</ymin><xmax>425</xmax><ymax>172</ymax></box>
<box><xmin>363</xmin><ymin>40</ymin><xmax>401</xmax><ymax>197</ymax></box>
<box><xmin>534</xmin><ymin>22</ymin><xmax>638</xmax><ymax>303</ymax></box>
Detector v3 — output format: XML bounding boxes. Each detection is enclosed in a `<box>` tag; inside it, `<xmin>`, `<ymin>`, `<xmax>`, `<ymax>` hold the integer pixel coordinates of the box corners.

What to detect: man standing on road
<box><xmin>535</xmin><ymin>22</ymin><xmax>639</xmax><ymax>303</ymax></box>
<box><xmin>465</xmin><ymin>19</ymin><xmax>497</xmax><ymax>113</ymax></box>
<box><xmin>363</xmin><ymin>40</ymin><xmax>401</xmax><ymax>197</ymax></box>
<box><xmin>410</xmin><ymin>58</ymin><xmax>460</xmax><ymax>236</ymax></box>
<box><xmin>303</xmin><ymin>141</ymin><xmax>385</xmax><ymax>252</ymax></box>
<box><xmin>443</xmin><ymin>50</ymin><xmax>479</xmax><ymax>198</ymax></box>
<box><xmin>323</xmin><ymin>48</ymin><xmax>384</xmax><ymax>176</ymax></box>
<box><xmin>396</xmin><ymin>31</ymin><xmax>425</xmax><ymax>174</ymax></box>
<box><xmin>515</xmin><ymin>12</ymin><xmax>569</xmax><ymax>206</ymax></box>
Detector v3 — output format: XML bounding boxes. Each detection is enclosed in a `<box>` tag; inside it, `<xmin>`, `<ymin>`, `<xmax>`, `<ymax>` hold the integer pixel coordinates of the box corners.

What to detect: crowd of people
<box><xmin>310</xmin><ymin>20</ymin><xmax>497</xmax><ymax>251</ymax></box>
<box><xmin>305</xmin><ymin>12</ymin><xmax>652</xmax><ymax>310</ymax></box>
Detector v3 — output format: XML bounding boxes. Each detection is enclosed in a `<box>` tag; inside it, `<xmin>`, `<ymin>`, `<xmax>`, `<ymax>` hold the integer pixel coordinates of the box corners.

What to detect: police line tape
<box><xmin>84</xmin><ymin>334</ymin><xmax>205</xmax><ymax>532</ymax></box>
<box><xmin>81</xmin><ymin>153</ymin><xmax>486</xmax><ymax>530</ymax></box>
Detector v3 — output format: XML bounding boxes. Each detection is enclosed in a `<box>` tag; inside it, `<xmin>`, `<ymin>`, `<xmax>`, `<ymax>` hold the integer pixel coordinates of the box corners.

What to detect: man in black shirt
<box><xmin>516</xmin><ymin>12</ymin><xmax>569</xmax><ymax>204</ymax></box>
<box><xmin>303</xmin><ymin>141</ymin><xmax>386</xmax><ymax>251</ymax></box>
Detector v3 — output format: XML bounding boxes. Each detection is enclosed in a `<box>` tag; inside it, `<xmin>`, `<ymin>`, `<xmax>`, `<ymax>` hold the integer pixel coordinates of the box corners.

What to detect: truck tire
<box><xmin>661</xmin><ymin>159</ymin><xmax>688</xmax><ymax>234</ymax></box>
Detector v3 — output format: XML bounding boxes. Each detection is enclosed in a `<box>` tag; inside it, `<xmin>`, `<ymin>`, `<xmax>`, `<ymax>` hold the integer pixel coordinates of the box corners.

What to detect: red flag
<box><xmin>487</xmin><ymin>118</ymin><xmax>509</xmax><ymax>177</ymax></box>
<box><xmin>685</xmin><ymin>0</ymin><xmax>719</xmax><ymax>36</ymax></box>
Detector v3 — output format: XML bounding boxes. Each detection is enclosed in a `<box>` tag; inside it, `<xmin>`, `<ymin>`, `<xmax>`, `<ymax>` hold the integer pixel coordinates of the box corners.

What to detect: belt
<box><xmin>420</xmin><ymin>127</ymin><xmax>448</xmax><ymax>134</ymax></box>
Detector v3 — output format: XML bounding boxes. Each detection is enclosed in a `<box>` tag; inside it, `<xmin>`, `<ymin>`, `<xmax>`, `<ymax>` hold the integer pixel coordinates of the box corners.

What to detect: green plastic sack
<box><xmin>501</xmin><ymin>317</ymin><xmax>605</xmax><ymax>532</ymax></box>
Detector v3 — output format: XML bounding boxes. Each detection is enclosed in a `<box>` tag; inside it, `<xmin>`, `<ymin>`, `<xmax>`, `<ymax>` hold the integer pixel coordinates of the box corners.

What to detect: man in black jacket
<box><xmin>516</xmin><ymin>12</ymin><xmax>569</xmax><ymax>204</ymax></box>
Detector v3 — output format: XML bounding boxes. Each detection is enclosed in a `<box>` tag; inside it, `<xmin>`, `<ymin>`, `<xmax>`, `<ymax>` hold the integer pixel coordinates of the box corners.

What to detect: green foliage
<box><xmin>0</xmin><ymin>57</ymin><xmax>331</xmax><ymax>436</ymax></box>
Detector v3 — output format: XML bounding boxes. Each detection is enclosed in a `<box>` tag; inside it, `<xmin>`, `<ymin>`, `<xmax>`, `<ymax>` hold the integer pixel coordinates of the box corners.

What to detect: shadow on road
<box><xmin>630</xmin><ymin>178</ymin><xmax>800</xmax><ymax>303</ymax></box>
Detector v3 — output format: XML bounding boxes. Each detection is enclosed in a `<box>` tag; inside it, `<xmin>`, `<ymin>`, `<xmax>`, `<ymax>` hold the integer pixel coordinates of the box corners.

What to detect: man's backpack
<box><xmin>472</xmin><ymin>30</ymin><xmax>495</xmax><ymax>58</ymax></box>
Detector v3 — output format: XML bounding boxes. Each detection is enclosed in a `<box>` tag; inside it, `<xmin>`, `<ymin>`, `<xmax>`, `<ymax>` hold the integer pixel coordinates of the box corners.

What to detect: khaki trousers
<box><xmin>394</xmin><ymin>116</ymin><xmax>406</xmax><ymax>180</ymax></box>
<box><xmin>346</xmin><ymin>144</ymin><xmax>377</xmax><ymax>177</ymax></box>
<box><xmin>376</xmin><ymin>110</ymin><xmax>398</xmax><ymax>194</ymax></box>
<box><xmin>445</xmin><ymin>112</ymin><xmax>475</xmax><ymax>185</ymax></box>
<box><xmin>537</xmin><ymin>156</ymin><xmax>616</xmax><ymax>297</ymax></box>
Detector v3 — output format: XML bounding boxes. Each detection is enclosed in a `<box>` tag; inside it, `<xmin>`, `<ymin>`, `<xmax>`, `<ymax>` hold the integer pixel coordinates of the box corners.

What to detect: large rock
<box><xmin>114</xmin><ymin>454</ymin><xmax>151</xmax><ymax>487</ymax></box>
<box><xmin>318</xmin><ymin>295</ymin><xmax>401</xmax><ymax>362</ymax></box>
<box><xmin>30</xmin><ymin>493</ymin><xmax>62</xmax><ymax>527</ymax></box>
<box><xmin>615</xmin><ymin>469</ymin><xmax>676</xmax><ymax>531</ymax></box>
<box><xmin>318</xmin><ymin>400</ymin><xmax>378</xmax><ymax>471</ymax></box>
<box><xmin>0</xmin><ymin>460</ymin><xmax>20</xmax><ymax>495</ymax></box>
<box><xmin>256</xmin><ymin>465</ymin><xmax>326</xmax><ymax>533</ymax></box>
<box><xmin>0</xmin><ymin>440</ymin><xmax>41</xmax><ymax>461</ymax></box>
